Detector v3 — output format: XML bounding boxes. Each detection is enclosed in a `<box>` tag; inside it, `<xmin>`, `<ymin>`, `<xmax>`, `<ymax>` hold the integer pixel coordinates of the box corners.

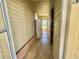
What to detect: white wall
<box><xmin>6</xmin><ymin>0</ymin><xmax>35</xmax><ymax>52</ymax></box>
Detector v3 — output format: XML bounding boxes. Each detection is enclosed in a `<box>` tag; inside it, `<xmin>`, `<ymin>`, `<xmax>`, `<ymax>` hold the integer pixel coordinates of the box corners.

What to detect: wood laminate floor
<box><xmin>24</xmin><ymin>32</ymin><xmax>52</xmax><ymax>59</ymax></box>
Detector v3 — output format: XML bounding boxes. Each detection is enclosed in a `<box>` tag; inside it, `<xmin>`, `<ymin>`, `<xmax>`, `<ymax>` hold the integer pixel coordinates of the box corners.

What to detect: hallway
<box><xmin>24</xmin><ymin>33</ymin><xmax>52</xmax><ymax>59</ymax></box>
<box><xmin>1</xmin><ymin>0</ymin><xmax>79</xmax><ymax>59</ymax></box>
<box><xmin>0</xmin><ymin>0</ymin><xmax>61</xmax><ymax>59</ymax></box>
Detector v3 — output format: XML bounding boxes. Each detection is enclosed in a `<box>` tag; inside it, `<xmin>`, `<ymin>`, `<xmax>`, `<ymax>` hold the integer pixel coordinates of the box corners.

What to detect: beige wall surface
<box><xmin>0</xmin><ymin>8</ymin><xmax>4</xmax><ymax>29</ymax></box>
<box><xmin>65</xmin><ymin>3</ymin><xmax>79</xmax><ymax>59</ymax></box>
<box><xmin>35</xmin><ymin>1</ymin><xmax>50</xmax><ymax>17</ymax></box>
<box><xmin>0</xmin><ymin>33</ymin><xmax>11</xmax><ymax>59</ymax></box>
<box><xmin>53</xmin><ymin>0</ymin><xmax>61</xmax><ymax>59</ymax></box>
<box><xmin>6</xmin><ymin>0</ymin><xmax>35</xmax><ymax>52</ymax></box>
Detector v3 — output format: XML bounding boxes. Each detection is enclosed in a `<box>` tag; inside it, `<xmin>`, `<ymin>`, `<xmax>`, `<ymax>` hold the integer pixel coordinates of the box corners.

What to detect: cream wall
<box><xmin>53</xmin><ymin>0</ymin><xmax>61</xmax><ymax>59</ymax></box>
<box><xmin>65</xmin><ymin>3</ymin><xmax>79</xmax><ymax>59</ymax></box>
<box><xmin>0</xmin><ymin>8</ymin><xmax>4</xmax><ymax>29</ymax></box>
<box><xmin>6</xmin><ymin>0</ymin><xmax>35</xmax><ymax>52</ymax></box>
<box><xmin>0</xmin><ymin>33</ymin><xmax>11</xmax><ymax>59</ymax></box>
<box><xmin>34</xmin><ymin>1</ymin><xmax>50</xmax><ymax>17</ymax></box>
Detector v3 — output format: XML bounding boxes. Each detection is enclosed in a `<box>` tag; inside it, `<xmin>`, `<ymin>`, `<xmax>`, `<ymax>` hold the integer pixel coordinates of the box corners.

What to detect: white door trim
<box><xmin>0</xmin><ymin>0</ymin><xmax>17</xmax><ymax>59</ymax></box>
<box><xmin>58</xmin><ymin>0</ymin><xmax>72</xmax><ymax>59</ymax></box>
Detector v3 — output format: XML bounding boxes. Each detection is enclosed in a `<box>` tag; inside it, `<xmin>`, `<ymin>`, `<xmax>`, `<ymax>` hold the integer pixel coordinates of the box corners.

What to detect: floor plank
<box><xmin>24</xmin><ymin>32</ymin><xmax>52</xmax><ymax>59</ymax></box>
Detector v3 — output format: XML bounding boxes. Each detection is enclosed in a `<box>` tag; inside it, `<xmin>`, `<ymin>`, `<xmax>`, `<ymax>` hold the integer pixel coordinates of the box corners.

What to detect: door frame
<box><xmin>0</xmin><ymin>0</ymin><xmax>17</xmax><ymax>59</ymax></box>
<box><xmin>58</xmin><ymin>0</ymin><xmax>72</xmax><ymax>59</ymax></box>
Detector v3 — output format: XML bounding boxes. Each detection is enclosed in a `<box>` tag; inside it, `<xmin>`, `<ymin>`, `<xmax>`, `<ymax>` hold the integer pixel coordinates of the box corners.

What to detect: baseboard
<box><xmin>17</xmin><ymin>34</ymin><xmax>36</xmax><ymax>59</ymax></box>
